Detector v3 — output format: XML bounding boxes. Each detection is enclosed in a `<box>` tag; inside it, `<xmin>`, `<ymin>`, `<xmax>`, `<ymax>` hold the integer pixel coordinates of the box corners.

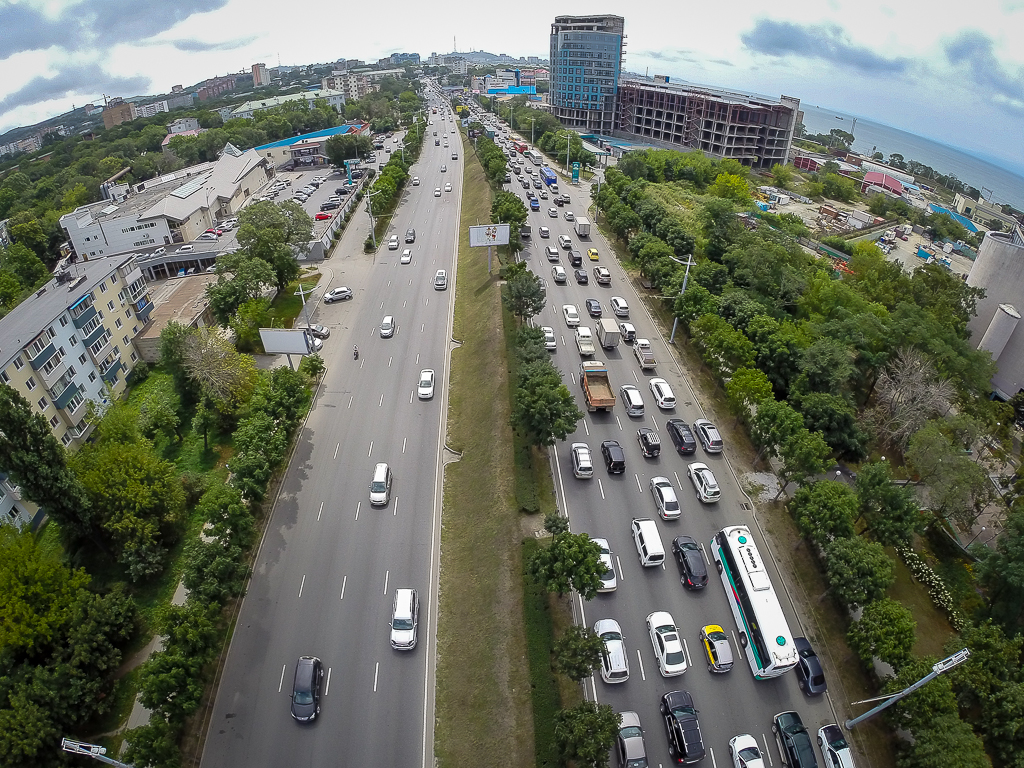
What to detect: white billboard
<box><xmin>469</xmin><ymin>224</ymin><xmax>510</xmax><ymax>247</ymax></box>
<box><xmin>260</xmin><ymin>328</ymin><xmax>313</xmax><ymax>355</ymax></box>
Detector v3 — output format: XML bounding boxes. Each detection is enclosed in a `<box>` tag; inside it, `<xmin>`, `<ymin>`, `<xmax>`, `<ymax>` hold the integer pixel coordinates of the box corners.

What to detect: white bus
<box><xmin>711</xmin><ymin>525</ymin><xmax>798</xmax><ymax>679</ymax></box>
<box><xmin>524</xmin><ymin>149</ymin><xmax>543</xmax><ymax>166</ymax></box>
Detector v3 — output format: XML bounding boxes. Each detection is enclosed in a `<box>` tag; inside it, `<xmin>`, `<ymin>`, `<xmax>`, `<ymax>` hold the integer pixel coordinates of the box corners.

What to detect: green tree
<box><xmin>847</xmin><ymin>598</ymin><xmax>916</xmax><ymax>669</ymax></box>
<box><xmin>529</xmin><ymin>531</ymin><xmax>604</xmax><ymax>600</ymax></box>
<box><xmin>9</xmin><ymin>219</ymin><xmax>48</xmax><ymax>258</ymax></box>
<box><xmin>789</xmin><ymin>391</ymin><xmax>867</xmax><ymax>461</ymax></box>
<box><xmin>897</xmin><ymin>714</ymin><xmax>990</xmax><ymax>768</ymax></box>
<box><xmin>791</xmin><ymin>481</ymin><xmax>857</xmax><ymax>550</ymax></box>
<box><xmin>235</xmin><ymin>200</ymin><xmax>313</xmax><ymax>289</ymax></box>
<box><xmin>181</xmin><ymin>328</ymin><xmax>258</xmax><ymax>407</ymax></box>
<box><xmin>855</xmin><ymin>461</ymin><xmax>924</xmax><ymax>545</ymax></box>
<box><xmin>124</xmin><ymin>715</ymin><xmax>182</xmax><ymax>768</ymax></box>
<box><xmin>553</xmin><ymin>701</ymin><xmax>620</xmax><ymax>768</ymax></box>
<box><xmin>0</xmin><ymin>386</ymin><xmax>94</xmax><ymax>540</ymax></box>
<box><xmin>71</xmin><ymin>442</ymin><xmax>186</xmax><ymax>581</ymax></box>
<box><xmin>708</xmin><ymin>173</ymin><xmax>751</xmax><ymax>204</ymax></box>
<box><xmin>883</xmin><ymin>655</ymin><xmax>958</xmax><ymax>731</ymax></box>
<box><xmin>823</xmin><ymin>537</ymin><xmax>894</xmax><ymax>609</ymax></box>
<box><xmin>138</xmin><ymin>387</ymin><xmax>182</xmax><ymax>443</ymax></box>
<box><xmin>725</xmin><ymin>367</ymin><xmax>774</xmax><ymax>425</ymax></box>
<box><xmin>491</xmin><ymin>191</ymin><xmax>528</xmax><ymax>250</ymax></box>
<box><xmin>977</xmin><ymin>508</ymin><xmax>1024</xmax><ymax>634</ymax></box>
<box><xmin>552</xmin><ymin>625</ymin><xmax>604</xmax><ymax>682</ymax></box>
<box><xmin>230</xmin><ymin>297</ymin><xmax>272</xmax><ymax>352</ymax></box>
<box><xmin>501</xmin><ymin>267</ymin><xmax>546</xmax><ymax>319</ymax></box>
<box><xmin>324</xmin><ymin>134</ymin><xmax>374</xmax><ymax>165</ymax></box>
<box><xmin>0</xmin><ymin>242</ymin><xmax>48</xmax><ymax>288</ymax></box>
<box><xmin>205</xmin><ymin>252</ymin><xmax>276</xmax><ymax>326</ymax></box>
<box><xmin>770</xmin><ymin>163</ymin><xmax>794</xmax><ymax>189</ymax></box>
<box><xmin>512</xmin><ymin>360</ymin><xmax>583</xmax><ymax>447</ymax></box>
<box><xmin>159</xmin><ymin>322</ymin><xmax>200</xmax><ymax>404</ymax></box>
<box><xmin>689</xmin><ymin>313</ymin><xmax>756</xmax><ymax>381</ymax></box>
<box><xmin>776</xmin><ymin>428</ymin><xmax>832</xmax><ymax>498</ymax></box>
<box><xmin>749</xmin><ymin>398</ymin><xmax>804</xmax><ymax>462</ymax></box>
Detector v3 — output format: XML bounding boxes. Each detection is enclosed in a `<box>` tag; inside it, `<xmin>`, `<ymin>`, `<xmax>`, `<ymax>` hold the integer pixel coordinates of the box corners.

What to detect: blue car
<box><xmin>530</xmin><ymin>198</ymin><xmax>540</xmax><ymax>211</ymax></box>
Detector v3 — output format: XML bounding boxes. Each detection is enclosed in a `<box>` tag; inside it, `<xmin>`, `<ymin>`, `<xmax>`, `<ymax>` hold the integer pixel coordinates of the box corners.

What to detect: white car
<box><xmin>619</xmin><ymin>322</ymin><xmax>636</xmax><ymax>343</ymax></box>
<box><xmin>552</xmin><ymin>265</ymin><xmax>567</xmax><ymax>283</ymax></box>
<box><xmin>646</xmin><ymin>611</ymin><xmax>687</xmax><ymax>677</ymax></box>
<box><xmin>595</xmin><ymin>618</ymin><xmax>629</xmax><ymax>684</ymax></box>
<box><xmin>564</xmin><ymin>210</ymin><xmax>575</xmax><ymax>221</ymax></box>
<box><xmin>176</xmin><ymin>244</ymin><xmax>195</xmax><ymax>253</ymax></box>
<box><xmin>649</xmin><ymin>378</ymin><xmax>677</xmax><ymax>409</ymax></box>
<box><xmin>434</xmin><ymin>187</ymin><xmax>442</xmax><ymax>197</ymax></box>
<box><xmin>539</xmin><ymin>226</ymin><xmax>550</xmax><ymax>238</ymax></box>
<box><xmin>388</xmin><ymin>235</ymin><xmax>399</xmax><ymax>250</ymax></box>
<box><xmin>729</xmin><ymin>734</ymin><xmax>766</xmax><ymax>768</ymax></box>
<box><xmin>542</xmin><ymin>326</ymin><xmax>557</xmax><ymax>350</ymax></box>
<box><xmin>817</xmin><ymin>725</ymin><xmax>857</xmax><ymax>768</ymax></box>
<box><xmin>593</xmin><ymin>537</ymin><xmax>617</xmax><ymax>592</ymax></box>
<box><xmin>401</xmin><ymin>249</ymin><xmax>412</xmax><ymax>264</ymax></box>
<box><xmin>562</xmin><ymin>304</ymin><xmax>580</xmax><ymax>327</ymax></box>
<box><xmin>444</xmin><ymin>182</ymin><xmax>452</xmax><ymax>192</ymax></box>
<box><xmin>650</xmin><ymin>476</ymin><xmax>681</xmax><ymax>520</ymax></box>
<box><xmin>412</xmin><ymin>176</ymin><xmax>420</xmax><ymax>186</ymax></box>
<box><xmin>571</xmin><ymin>442</ymin><xmax>593</xmax><ymax>478</ymax></box>
<box><xmin>548</xmin><ymin>207</ymin><xmax>558</xmax><ymax>218</ymax></box>
<box><xmin>610</xmin><ymin>296</ymin><xmax>629</xmax><ymax>317</ymax></box>
<box><xmin>380</xmin><ymin>315</ymin><xmax>396</xmax><ymax>338</ymax></box>
<box><xmin>323</xmin><ymin>286</ymin><xmax>352</xmax><ymax>303</ymax></box>
<box><xmin>440</xmin><ymin>164</ymin><xmax>447</xmax><ymax>172</ymax></box>
<box><xmin>688</xmin><ymin>462</ymin><xmax>721</xmax><ymax>503</ymax></box>
<box><xmin>417</xmin><ymin>369</ymin><xmax>435</xmax><ymax>399</ymax></box>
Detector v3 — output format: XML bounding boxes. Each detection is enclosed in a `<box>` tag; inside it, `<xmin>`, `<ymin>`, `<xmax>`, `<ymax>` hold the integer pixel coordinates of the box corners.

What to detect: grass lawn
<box><xmin>435</xmin><ymin>146</ymin><xmax>535</xmax><ymax>768</ymax></box>
<box><xmin>267</xmin><ymin>273</ymin><xmax>323</xmax><ymax>330</ymax></box>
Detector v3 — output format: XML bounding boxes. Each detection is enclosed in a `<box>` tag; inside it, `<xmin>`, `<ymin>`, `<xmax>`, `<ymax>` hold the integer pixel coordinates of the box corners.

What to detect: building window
<box><xmin>67</xmin><ymin>393</ymin><xmax>85</xmax><ymax>413</ymax></box>
<box><xmin>26</xmin><ymin>377</ymin><xmax>36</xmax><ymax>391</ymax></box>
<box><xmin>88</xmin><ymin>372</ymin><xmax>96</xmax><ymax>383</ymax></box>
<box><xmin>60</xmin><ymin>316</ymin><xmax>69</xmax><ymax>327</ymax></box>
<box><xmin>99</xmin><ymin>281</ymin><xmax>106</xmax><ymax>292</ymax></box>
<box><xmin>79</xmin><ymin>353</ymin><xmax>87</xmax><ymax>365</ymax></box>
<box><xmin>70</xmin><ymin>335</ymin><xmax>78</xmax><ymax>346</ymax></box>
<box><xmin>37</xmin><ymin>396</ymin><xmax>48</xmax><ymax>410</ymax></box>
<box><xmin>49</xmin><ymin>415</ymin><xmax>60</xmax><ymax>428</ymax></box>
<box><xmin>130</xmin><ymin>352</ymin><xmax>138</xmax><ymax>362</ymax></box>
<box><xmin>116</xmin><ymin>318</ymin><xmax>123</xmax><ymax>329</ymax></box>
<box><xmin>62</xmin><ymin>433</ymin><xmax>73</xmax><ymax>446</ymax></box>
<box><xmin>122</xmin><ymin>336</ymin><xmax>129</xmax><ymax>346</ymax></box>
<box><xmin>0</xmin><ymin>371</ymin><xmax>6</xmax><ymax>383</ymax></box>
<box><xmin>132</xmin><ymin>325</ymin><xmax>138</xmax><ymax>334</ymax></box>
<box><xmin>13</xmin><ymin>357</ymin><xmax>23</xmax><ymax>370</ymax></box>
<box><xmin>108</xmin><ymin>300</ymin><xmax>115</xmax><ymax>311</ymax></box>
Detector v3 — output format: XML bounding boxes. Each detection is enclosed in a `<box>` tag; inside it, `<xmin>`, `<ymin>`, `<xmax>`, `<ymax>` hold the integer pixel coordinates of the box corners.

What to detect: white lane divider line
<box><xmin>298</xmin><ymin>574</ymin><xmax>306</xmax><ymax>598</ymax></box>
<box><xmin>278</xmin><ymin>664</ymin><xmax>287</xmax><ymax>692</ymax></box>
<box><xmin>373</xmin><ymin>662</ymin><xmax>380</xmax><ymax>692</ymax></box>
<box><xmin>340</xmin><ymin>575</ymin><xmax>347</xmax><ymax>600</ymax></box>
<box><xmin>598</xmin><ymin>478</ymin><xmax>606</xmax><ymax>500</ymax></box>
<box><xmin>355</xmin><ymin>502</ymin><xmax>361</xmax><ymax>521</ymax></box>
<box><xmin>325</xmin><ymin>667</ymin><xmax>332</xmax><ymax>696</ymax></box>
<box><xmin>368</xmin><ymin>441</ymin><xmax>373</xmax><ymax>457</ymax></box>
<box><xmin>317</xmin><ymin>501</ymin><xmax>324</xmax><ymax>521</ymax></box>
<box><xmin>636</xmin><ymin>649</ymin><xmax>647</xmax><ymax>681</ymax></box>
<box><xmin>383</xmin><ymin>570</ymin><xmax>390</xmax><ymax>595</ymax></box>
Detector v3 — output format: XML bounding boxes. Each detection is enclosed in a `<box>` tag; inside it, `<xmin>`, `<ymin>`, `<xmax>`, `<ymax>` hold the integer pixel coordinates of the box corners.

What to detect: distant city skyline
<box><xmin>0</xmin><ymin>0</ymin><xmax>1021</xmax><ymax>177</ymax></box>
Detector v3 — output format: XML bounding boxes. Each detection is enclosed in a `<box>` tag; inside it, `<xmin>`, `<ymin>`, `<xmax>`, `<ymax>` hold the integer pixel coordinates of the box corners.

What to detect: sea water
<box><xmin>800</xmin><ymin>103</ymin><xmax>1024</xmax><ymax>211</ymax></box>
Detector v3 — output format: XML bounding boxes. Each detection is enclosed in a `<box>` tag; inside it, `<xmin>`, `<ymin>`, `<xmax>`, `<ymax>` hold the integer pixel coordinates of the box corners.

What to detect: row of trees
<box><xmin>472</xmin><ymin>94</ymin><xmax>596</xmax><ymax>170</ymax></box>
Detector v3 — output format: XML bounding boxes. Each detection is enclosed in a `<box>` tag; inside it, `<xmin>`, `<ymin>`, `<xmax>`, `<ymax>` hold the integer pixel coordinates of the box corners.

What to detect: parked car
<box><xmin>306</xmin><ymin>324</ymin><xmax>330</xmax><ymax>339</ymax></box>
<box><xmin>323</xmin><ymin>286</ymin><xmax>353</xmax><ymax>303</ymax></box>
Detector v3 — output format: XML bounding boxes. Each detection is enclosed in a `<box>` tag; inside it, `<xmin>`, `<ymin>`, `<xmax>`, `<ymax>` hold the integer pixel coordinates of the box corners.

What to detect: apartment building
<box><xmin>321</xmin><ymin>72</ymin><xmax>373</xmax><ymax>101</ymax></box>
<box><xmin>0</xmin><ymin>254</ymin><xmax>153</xmax><ymax>453</ymax></box>
<box><xmin>616</xmin><ymin>76</ymin><xmax>800</xmax><ymax>170</ymax></box>
<box><xmin>252</xmin><ymin>63</ymin><xmax>270</xmax><ymax>87</ymax></box>
<box><xmin>102</xmin><ymin>97</ymin><xmax>136</xmax><ymax>129</ymax></box>
<box><xmin>229</xmin><ymin>89</ymin><xmax>346</xmax><ymax>120</ymax></box>
<box><xmin>549</xmin><ymin>15</ymin><xmax>625</xmax><ymax>133</ymax></box>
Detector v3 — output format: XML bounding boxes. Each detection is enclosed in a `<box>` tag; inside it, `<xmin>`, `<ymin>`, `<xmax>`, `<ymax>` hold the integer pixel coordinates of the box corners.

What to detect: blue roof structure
<box><xmin>928</xmin><ymin>204</ymin><xmax>979</xmax><ymax>233</ymax></box>
<box><xmin>255</xmin><ymin>124</ymin><xmax>363</xmax><ymax>152</ymax></box>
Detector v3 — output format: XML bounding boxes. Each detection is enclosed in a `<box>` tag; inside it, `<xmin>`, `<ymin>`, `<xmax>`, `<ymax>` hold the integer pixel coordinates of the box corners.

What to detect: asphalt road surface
<box><xmin>506</xmin><ymin>155</ymin><xmax>844</xmax><ymax>765</ymax></box>
<box><xmin>201</xmin><ymin>100</ymin><xmax>460</xmax><ymax>768</ymax></box>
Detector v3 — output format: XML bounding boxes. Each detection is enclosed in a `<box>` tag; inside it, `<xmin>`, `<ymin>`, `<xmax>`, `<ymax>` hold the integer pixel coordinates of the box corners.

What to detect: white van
<box><xmin>390</xmin><ymin>588</ymin><xmax>419</xmax><ymax>650</ymax></box>
<box><xmin>631</xmin><ymin>518</ymin><xmax>665</xmax><ymax>567</ymax></box>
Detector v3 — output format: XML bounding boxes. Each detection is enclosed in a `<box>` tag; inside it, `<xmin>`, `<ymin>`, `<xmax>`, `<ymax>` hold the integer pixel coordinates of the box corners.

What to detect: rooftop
<box><xmin>255</xmin><ymin>123</ymin><xmax>365</xmax><ymax>151</ymax></box>
<box><xmin>0</xmin><ymin>253</ymin><xmax>136</xmax><ymax>369</ymax></box>
<box><xmin>621</xmin><ymin>74</ymin><xmax>798</xmax><ymax>110</ymax></box>
<box><xmin>231</xmin><ymin>88</ymin><xmax>346</xmax><ymax>115</ymax></box>
<box><xmin>135</xmin><ymin>273</ymin><xmax>219</xmax><ymax>348</ymax></box>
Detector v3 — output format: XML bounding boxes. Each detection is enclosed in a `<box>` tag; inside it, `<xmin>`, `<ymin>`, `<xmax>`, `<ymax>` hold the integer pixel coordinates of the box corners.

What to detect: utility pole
<box><xmin>666</xmin><ymin>254</ymin><xmax>696</xmax><ymax>344</ymax></box>
<box><xmin>61</xmin><ymin>738</ymin><xmax>133</xmax><ymax>767</ymax></box>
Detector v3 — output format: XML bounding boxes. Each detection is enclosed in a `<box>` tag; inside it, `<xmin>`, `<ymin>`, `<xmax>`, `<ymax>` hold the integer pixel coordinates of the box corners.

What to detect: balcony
<box><xmin>54</xmin><ymin>381</ymin><xmax>83</xmax><ymax>411</ymax></box>
<box><xmin>39</xmin><ymin>354</ymin><xmax>69</xmax><ymax>386</ymax></box>
<box><xmin>70</xmin><ymin>296</ymin><xmax>97</xmax><ymax>328</ymax></box>
<box><xmin>101</xmin><ymin>359</ymin><xmax>123</xmax><ymax>384</ymax></box>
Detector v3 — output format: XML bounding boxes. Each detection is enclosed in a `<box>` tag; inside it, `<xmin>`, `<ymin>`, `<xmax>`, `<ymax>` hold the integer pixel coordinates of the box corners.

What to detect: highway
<box><xmin>493</xmin><ymin>113</ymin><xmax>843</xmax><ymax>764</ymax></box>
<box><xmin>200</xmin><ymin>98</ymin><xmax>460</xmax><ymax>768</ymax></box>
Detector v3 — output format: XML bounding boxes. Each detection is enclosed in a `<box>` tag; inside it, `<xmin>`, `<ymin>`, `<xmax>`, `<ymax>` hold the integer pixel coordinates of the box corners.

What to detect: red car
<box><xmin>204</xmin><ymin>228</ymin><xmax>223</xmax><ymax>236</ymax></box>
<box><xmin>314</xmin><ymin>212</ymin><xmax>332</xmax><ymax>221</ymax></box>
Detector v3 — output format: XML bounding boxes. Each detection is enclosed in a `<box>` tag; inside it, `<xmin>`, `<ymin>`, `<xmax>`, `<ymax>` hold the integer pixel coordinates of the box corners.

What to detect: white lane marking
<box><xmin>348</xmin><ymin>395</ymin><xmax>353</xmax><ymax>408</ymax></box>
<box><xmin>340</xmin><ymin>575</ymin><xmax>347</xmax><ymax>600</ymax></box>
<box><xmin>298</xmin><ymin>574</ymin><xmax>306</xmax><ymax>597</ymax></box>
<box><xmin>383</xmin><ymin>570</ymin><xmax>390</xmax><ymax>594</ymax></box>
<box><xmin>325</xmin><ymin>667</ymin><xmax>333</xmax><ymax>695</ymax></box>
<box><xmin>634</xmin><ymin>474</ymin><xmax>642</xmax><ymax>493</ymax></box>
<box><xmin>615</xmin><ymin>555</ymin><xmax>623</xmax><ymax>583</ymax></box>
<box><xmin>373</xmin><ymin>662</ymin><xmax>380</xmax><ymax>692</ymax></box>
<box><xmin>403</xmin><ymin>438</ymin><xmax>407</xmax><ymax>454</ymax></box>
<box><xmin>355</xmin><ymin>502</ymin><xmax>361</xmax><ymax>521</ymax></box>
<box><xmin>379</xmin><ymin>393</ymin><xmax>384</xmax><ymax>407</ymax></box>
<box><xmin>709</xmin><ymin>746</ymin><xmax>717</xmax><ymax>767</ymax></box>
<box><xmin>394</xmin><ymin>497</ymin><xmax>399</xmax><ymax>517</ymax></box>
<box><xmin>403</xmin><ymin>300</ymin><xmax>407</xmax><ymax>308</ymax></box>
<box><xmin>317</xmin><ymin>501</ymin><xmax>324</xmax><ymax>521</ymax></box>
<box><xmin>598</xmin><ymin>478</ymin><xmax>606</xmax><ymax>500</ymax></box>
<box><xmin>409</xmin><ymin>390</ymin><xmax>414</xmax><ymax>404</ymax></box>
<box><xmin>334</xmin><ymin>443</ymin><xmax>341</xmax><ymax>459</ymax></box>
<box><xmin>615</xmin><ymin>415</ymin><xmax>623</xmax><ymax>431</ymax></box>
<box><xmin>583</xmin><ymin>419</ymin><xmax>590</xmax><ymax>436</ymax></box>
<box><xmin>683</xmin><ymin>638</ymin><xmax>692</xmax><ymax>668</ymax></box>
<box><xmin>278</xmin><ymin>664</ymin><xmax>287</xmax><ymax>692</ymax></box>
<box><xmin>368</xmin><ymin>441</ymin><xmax>373</xmax><ymax>456</ymax></box>
<box><xmin>700</xmin><ymin>542</ymin><xmax>711</xmax><ymax>565</ymax></box>
<box><xmin>636</xmin><ymin>649</ymin><xmax>647</xmax><ymax>681</ymax></box>
<box><xmin>389</xmin><ymin>356</ymin><xmax>394</xmax><ymax>367</ymax></box>
<box><xmin>762</xmin><ymin>733</ymin><xmax>774</xmax><ymax>766</ymax></box>
<box><xmin>380</xmin><ymin>300</ymin><xmax>384</xmax><ymax>309</ymax></box>
<box><xmin>421</xmin><ymin>323</ymin><xmax>425</xmax><ymax>332</ymax></box>
<box><xmin>416</xmin><ymin>353</ymin><xmax>420</xmax><ymax>364</ymax></box>
<box><xmin>632</xmin><ymin>370</ymin><xmax>639</xmax><ymax>383</ymax></box>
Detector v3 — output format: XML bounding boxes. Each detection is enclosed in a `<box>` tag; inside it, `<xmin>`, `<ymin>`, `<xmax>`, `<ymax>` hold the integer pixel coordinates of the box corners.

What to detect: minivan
<box><xmin>632</xmin><ymin>517</ymin><xmax>666</xmax><ymax>567</ymax></box>
<box><xmin>405</xmin><ymin>228</ymin><xmax>416</xmax><ymax>243</ymax></box>
<box><xmin>290</xmin><ymin>656</ymin><xmax>323</xmax><ymax>721</ymax></box>
<box><xmin>369</xmin><ymin>462</ymin><xmax>393</xmax><ymax>505</ymax></box>
<box><xmin>601</xmin><ymin>440</ymin><xmax>626</xmax><ymax>474</ymax></box>
<box><xmin>620</xmin><ymin>385</ymin><xmax>645</xmax><ymax>417</ymax></box>
<box><xmin>390</xmin><ymin>588</ymin><xmax>419</xmax><ymax>650</ymax></box>
<box><xmin>558</xmin><ymin>235</ymin><xmax>573</xmax><ymax>250</ymax></box>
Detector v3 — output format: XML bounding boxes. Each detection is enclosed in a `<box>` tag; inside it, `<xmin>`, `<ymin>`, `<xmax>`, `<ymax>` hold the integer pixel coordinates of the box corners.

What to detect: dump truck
<box><xmin>579</xmin><ymin>361</ymin><xmax>616</xmax><ymax>412</ymax></box>
<box><xmin>574</xmin><ymin>217</ymin><xmax>591</xmax><ymax>238</ymax></box>
<box><xmin>634</xmin><ymin>338</ymin><xmax>657</xmax><ymax>370</ymax></box>
<box><xmin>575</xmin><ymin>327</ymin><xmax>596</xmax><ymax>356</ymax></box>
<box><xmin>596</xmin><ymin>318</ymin><xmax>620</xmax><ymax>349</ymax></box>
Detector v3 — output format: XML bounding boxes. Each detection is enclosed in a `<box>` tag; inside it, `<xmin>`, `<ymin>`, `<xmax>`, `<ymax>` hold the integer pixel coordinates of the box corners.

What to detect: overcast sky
<box><xmin>1</xmin><ymin>0</ymin><xmax>1022</xmax><ymax>175</ymax></box>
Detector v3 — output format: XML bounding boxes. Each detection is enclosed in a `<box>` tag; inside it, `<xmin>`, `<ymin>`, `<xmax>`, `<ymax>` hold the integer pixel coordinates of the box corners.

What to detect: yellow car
<box><xmin>587</xmin><ymin>248</ymin><xmax>599</xmax><ymax>261</ymax></box>
<box><xmin>699</xmin><ymin>624</ymin><xmax>734</xmax><ymax>673</ymax></box>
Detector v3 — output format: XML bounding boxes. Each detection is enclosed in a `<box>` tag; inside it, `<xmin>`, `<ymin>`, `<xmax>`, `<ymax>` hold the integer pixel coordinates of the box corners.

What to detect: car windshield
<box><xmin>293</xmin><ymin>690</ymin><xmax>313</xmax><ymax>705</ymax></box>
<box><xmin>392</xmin><ymin>617</ymin><xmax>414</xmax><ymax>630</ymax></box>
<box><xmin>420</xmin><ymin>377</ymin><xmax>432</xmax><ymax>387</ymax></box>
<box><xmin>601</xmin><ymin>630</ymin><xmax>622</xmax><ymax>641</ymax></box>
<box><xmin>708</xmin><ymin>629</ymin><xmax>727</xmax><ymax>641</ymax></box>
<box><xmin>370</xmin><ymin>481</ymin><xmax>387</xmax><ymax>492</ymax></box>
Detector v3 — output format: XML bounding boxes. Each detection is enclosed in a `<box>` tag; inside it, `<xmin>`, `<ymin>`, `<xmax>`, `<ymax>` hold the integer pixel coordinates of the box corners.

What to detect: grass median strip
<box><xmin>435</xmin><ymin>150</ymin><xmax>535</xmax><ymax>768</ymax></box>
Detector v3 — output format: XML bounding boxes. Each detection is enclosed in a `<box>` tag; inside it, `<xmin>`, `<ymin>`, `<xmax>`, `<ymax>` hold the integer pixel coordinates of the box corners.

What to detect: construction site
<box><xmin>614</xmin><ymin>76</ymin><xmax>801</xmax><ymax>170</ymax></box>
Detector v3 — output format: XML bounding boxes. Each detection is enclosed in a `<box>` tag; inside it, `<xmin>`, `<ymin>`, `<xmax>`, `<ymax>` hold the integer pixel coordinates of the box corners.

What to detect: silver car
<box><xmin>593</xmin><ymin>537</ymin><xmax>617</xmax><ymax>592</ymax></box>
<box><xmin>616</xmin><ymin>711</ymin><xmax>648</xmax><ymax>768</ymax></box>
<box><xmin>380</xmin><ymin>315</ymin><xmax>396</xmax><ymax>338</ymax></box>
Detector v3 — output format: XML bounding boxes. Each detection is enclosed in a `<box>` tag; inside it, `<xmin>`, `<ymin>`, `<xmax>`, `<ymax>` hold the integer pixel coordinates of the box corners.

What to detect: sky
<box><xmin>1</xmin><ymin>0</ymin><xmax>1022</xmax><ymax>176</ymax></box>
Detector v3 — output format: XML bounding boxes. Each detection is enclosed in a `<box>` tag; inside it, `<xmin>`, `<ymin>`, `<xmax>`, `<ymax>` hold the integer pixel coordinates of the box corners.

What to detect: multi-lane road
<box><xmin>499</xmin><ymin>118</ymin><xmax>844</xmax><ymax>763</ymax></box>
<box><xmin>201</xmin><ymin>99</ymin><xmax>461</xmax><ymax>768</ymax></box>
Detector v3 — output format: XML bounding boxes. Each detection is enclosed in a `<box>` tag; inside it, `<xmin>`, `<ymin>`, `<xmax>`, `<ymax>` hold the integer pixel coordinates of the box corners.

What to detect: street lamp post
<box><xmin>565</xmin><ymin>131</ymin><xmax>571</xmax><ymax>175</ymax></box>
<box><xmin>528</xmin><ymin>117</ymin><xmax>535</xmax><ymax>146</ymax></box>
<box><xmin>966</xmin><ymin>526</ymin><xmax>987</xmax><ymax>547</ymax></box>
<box><xmin>667</xmin><ymin>254</ymin><xmax>696</xmax><ymax>344</ymax></box>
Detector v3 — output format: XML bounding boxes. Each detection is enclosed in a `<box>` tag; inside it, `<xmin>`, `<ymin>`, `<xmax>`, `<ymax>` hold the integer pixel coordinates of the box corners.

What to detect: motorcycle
<box><xmin>353</xmin><ymin>346</ymin><xmax>359</xmax><ymax>360</ymax></box>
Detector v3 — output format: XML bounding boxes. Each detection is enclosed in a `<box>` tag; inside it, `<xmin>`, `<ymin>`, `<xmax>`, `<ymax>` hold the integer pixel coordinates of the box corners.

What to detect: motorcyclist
<box><xmin>353</xmin><ymin>345</ymin><xmax>359</xmax><ymax>359</ymax></box>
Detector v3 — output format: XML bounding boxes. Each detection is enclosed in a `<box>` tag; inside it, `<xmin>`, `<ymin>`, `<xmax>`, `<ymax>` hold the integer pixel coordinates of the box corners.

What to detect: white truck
<box><xmin>574</xmin><ymin>217</ymin><xmax>591</xmax><ymax>238</ymax></box>
<box><xmin>575</xmin><ymin>327</ymin><xmax>596</xmax><ymax>356</ymax></box>
<box><xmin>596</xmin><ymin>318</ymin><xmax>620</xmax><ymax>349</ymax></box>
<box><xmin>634</xmin><ymin>338</ymin><xmax>656</xmax><ymax>370</ymax></box>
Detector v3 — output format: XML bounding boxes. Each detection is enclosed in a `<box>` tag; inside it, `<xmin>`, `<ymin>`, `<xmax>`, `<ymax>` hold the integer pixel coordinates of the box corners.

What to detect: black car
<box><xmin>671</xmin><ymin>536</ymin><xmax>709</xmax><ymax>589</ymax></box>
<box><xmin>554</xmin><ymin>196</ymin><xmax>565</xmax><ymax>206</ymax></box>
<box><xmin>637</xmin><ymin>427</ymin><xmax>661</xmax><ymax>458</ymax></box>
<box><xmin>320</xmin><ymin>201</ymin><xmax>340</xmax><ymax>211</ymax></box>
<box><xmin>794</xmin><ymin>637</ymin><xmax>828</xmax><ymax>695</ymax></box>
<box><xmin>290</xmin><ymin>656</ymin><xmax>324</xmax><ymax>722</ymax></box>
<box><xmin>574</xmin><ymin>269</ymin><xmax>589</xmax><ymax>285</ymax></box>
<box><xmin>601</xmin><ymin>440</ymin><xmax>626</xmax><ymax>474</ymax></box>
<box><xmin>585</xmin><ymin>298</ymin><xmax>602</xmax><ymax>317</ymax></box>
<box><xmin>569</xmin><ymin>250</ymin><xmax>583</xmax><ymax>268</ymax></box>
<box><xmin>504</xmin><ymin>174</ymin><xmax>511</xmax><ymax>183</ymax></box>
<box><xmin>773</xmin><ymin>711</ymin><xmax>818</xmax><ymax>768</ymax></box>
<box><xmin>666</xmin><ymin>419</ymin><xmax>698</xmax><ymax>456</ymax></box>
<box><xmin>661</xmin><ymin>690</ymin><xmax>705</xmax><ymax>765</ymax></box>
